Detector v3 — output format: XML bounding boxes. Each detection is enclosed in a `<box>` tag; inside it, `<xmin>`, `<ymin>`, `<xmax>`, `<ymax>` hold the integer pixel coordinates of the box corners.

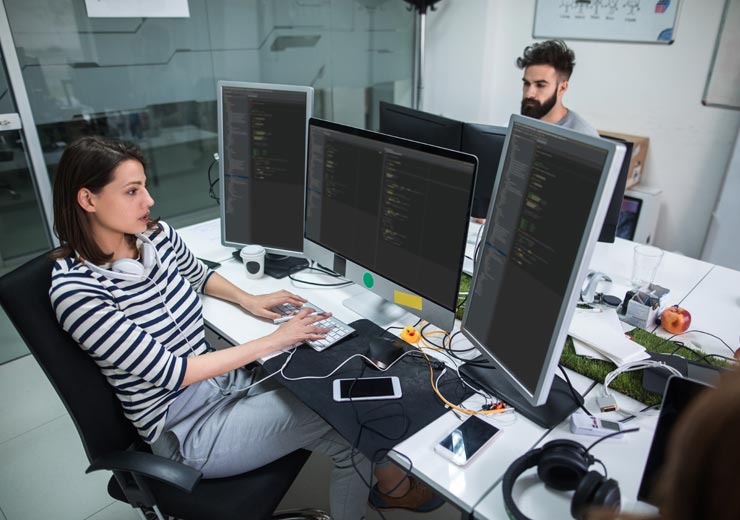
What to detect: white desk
<box><xmin>589</xmin><ymin>239</ymin><xmax>714</xmax><ymax>309</ymax></box>
<box><xmin>670</xmin><ymin>265</ymin><xmax>740</xmax><ymax>358</ymax></box>
<box><xmin>473</xmin><ymin>395</ymin><xmax>660</xmax><ymax>520</ymax></box>
<box><xmin>177</xmin><ymin>219</ymin><xmax>734</xmax><ymax>518</ymax></box>
<box><xmin>199</xmin><ymin>259</ymin><xmax>368</xmax><ymax>349</ymax></box>
<box><xmin>471</xmin><ymin>262</ymin><xmax>738</xmax><ymax>520</ymax></box>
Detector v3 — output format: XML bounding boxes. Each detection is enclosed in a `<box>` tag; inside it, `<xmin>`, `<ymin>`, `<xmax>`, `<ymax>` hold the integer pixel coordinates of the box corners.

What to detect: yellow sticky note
<box><xmin>394</xmin><ymin>290</ymin><xmax>422</xmax><ymax>310</ymax></box>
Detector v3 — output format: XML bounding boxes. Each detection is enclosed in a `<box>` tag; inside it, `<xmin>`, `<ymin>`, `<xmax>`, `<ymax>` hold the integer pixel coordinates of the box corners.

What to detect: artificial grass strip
<box><xmin>562</xmin><ymin>327</ymin><xmax>727</xmax><ymax>405</ymax></box>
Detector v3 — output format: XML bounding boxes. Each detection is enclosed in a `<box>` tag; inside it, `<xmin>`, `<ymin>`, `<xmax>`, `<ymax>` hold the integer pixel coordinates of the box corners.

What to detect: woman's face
<box><xmin>81</xmin><ymin>159</ymin><xmax>154</xmax><ymax>237</ymax></box>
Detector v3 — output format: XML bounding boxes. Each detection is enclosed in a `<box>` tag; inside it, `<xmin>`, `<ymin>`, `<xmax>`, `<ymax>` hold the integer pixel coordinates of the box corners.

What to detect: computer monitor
<box><xmin>304</xmin><ymin>118</ymin><xmax>478</xmax><ymax>331</ymax></box>
<box><xmin>460</xmin><ymin>115</ymin><xmax>626</xmax><ymax>428</ymax></box>
<box><xmin>378</xmin><ymin>101</ymin><xmax>463</xmax><ymax>150</ymax></box>
<box><xmin>460</xmin><ymin>123</ymin><xmax>507</xmax><ymax>219</ymax></box>
<box><xmin>218</xmin><ymin>81</ymin><xmax>313</xmax><ymax>256</ymax></box>
<box><xmin>597</xmin><ymin>135</ymin><xmax>633</xmax><ymax>243</ymax></box>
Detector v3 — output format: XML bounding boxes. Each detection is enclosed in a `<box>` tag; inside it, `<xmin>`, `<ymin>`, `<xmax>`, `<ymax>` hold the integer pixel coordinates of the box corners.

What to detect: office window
<box><xmin>3</xmin><ymin>0</ymin><xmax>414</xmax><ymax>229</ymax></box>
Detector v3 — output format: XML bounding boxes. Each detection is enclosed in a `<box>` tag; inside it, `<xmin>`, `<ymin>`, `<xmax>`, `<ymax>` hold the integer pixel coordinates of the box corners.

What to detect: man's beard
<box><xmin>520</xmin><ymin>89</ymin><xmax>557</xmax><ymax>119</ymax></box>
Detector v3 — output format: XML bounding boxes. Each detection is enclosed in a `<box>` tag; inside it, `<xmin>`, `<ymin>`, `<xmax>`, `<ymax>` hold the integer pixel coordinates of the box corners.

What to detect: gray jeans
<box><xmin>151</xmin><ymin>368</ymin><xmax>370</xmax><ymax>520</ymax></box>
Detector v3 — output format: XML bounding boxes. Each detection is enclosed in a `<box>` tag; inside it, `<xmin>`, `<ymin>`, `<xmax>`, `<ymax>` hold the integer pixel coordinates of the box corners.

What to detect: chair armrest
<box><xmin>86</xmin><ymin>450</ymin><xmax>202</xmax><ymax>493</ymax></box>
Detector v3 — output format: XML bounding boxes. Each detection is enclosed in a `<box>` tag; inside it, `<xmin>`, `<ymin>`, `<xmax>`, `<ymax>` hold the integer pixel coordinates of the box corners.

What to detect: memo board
<box><xmin>533</xmin><ymin>0</ymin><xmax>681</xmax><ymax>44</ymax></box>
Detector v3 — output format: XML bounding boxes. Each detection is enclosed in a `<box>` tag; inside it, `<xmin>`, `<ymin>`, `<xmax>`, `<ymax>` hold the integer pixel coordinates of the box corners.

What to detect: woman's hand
<box><xmin>238</xmin><ymin>290</ymin><xmax>307</xmax><ymax>320</ymax></box>
<box><xmin>268</xmin><ymin>308</ymin><xmax>331</xmax><ymax>349</ymax></box>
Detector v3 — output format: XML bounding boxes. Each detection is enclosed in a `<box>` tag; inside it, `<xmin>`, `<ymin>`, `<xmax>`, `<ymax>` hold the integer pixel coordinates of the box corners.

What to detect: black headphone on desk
<box><xmin>502</xmin><ymin>439</ymin><xmax>621</xmax><ymax>520</ymax></box>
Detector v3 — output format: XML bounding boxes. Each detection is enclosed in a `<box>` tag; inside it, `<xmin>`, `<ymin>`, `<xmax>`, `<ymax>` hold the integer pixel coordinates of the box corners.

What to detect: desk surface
<box><xmin>179</xmin><ymin>219</ymin><xmax>736</xmax><ymax>518</ymax></box>
<box><xmin>672</xmin><ymin>265</ymin><xmax>740</xmax><ymax>358</ymax></box>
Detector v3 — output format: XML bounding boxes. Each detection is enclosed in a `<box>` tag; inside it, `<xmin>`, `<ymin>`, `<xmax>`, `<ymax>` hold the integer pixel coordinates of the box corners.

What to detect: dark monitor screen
<box><xmin>461</xmin><ymin>115</ymin><xmax>624</xmax><ymax>407</ymax></box>
<box><xmin>460</xmin><ymin>123</ymin><xmax>507</xmax><ymax>219</ymax></box>
<box><xmin>304</xmin><ymin>118</ymin><xmax>477</xmax><ymax>327</ymax></box>
<box><xmin>597</xmin><ymin>135</ymin><xmax>633</xmax><ymax>243</ymax></box>
<box><xmin>379</xmin><ymin>101</ymin><xmax>463</xmax><ymax>150</ymax></box>
<box><xmin>616</xmin><ymin>195</ymin><xmax>642</xmax><ymax>241</ymax></box>
<box><xmin>638</xmin><ymin>377</ymin><xmax>711</xmax><ymax>504</ymax></box>
<box><xmin>218</xmin><ymin>82</ymin><xmax>312</xmax><ymax>255</ymax></box>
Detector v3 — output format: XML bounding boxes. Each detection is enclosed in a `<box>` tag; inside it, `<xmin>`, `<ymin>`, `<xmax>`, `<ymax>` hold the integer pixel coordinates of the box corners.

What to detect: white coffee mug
<box><xmin>240</xmin><ymin>245</ymin><xmax>265</xmax><ymax>279</ymax></box>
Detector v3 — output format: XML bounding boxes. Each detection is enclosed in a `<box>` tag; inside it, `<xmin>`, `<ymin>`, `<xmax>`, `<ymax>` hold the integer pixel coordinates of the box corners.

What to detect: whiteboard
<box><xmin>533</xmin><ymin>0</ymin><xmax>681</xmax><ymax>44</ymax></box>
<box><xmin>703</xmin><ymin>0</ymin><xmax>740</xmax><ymax>109</ymax></box>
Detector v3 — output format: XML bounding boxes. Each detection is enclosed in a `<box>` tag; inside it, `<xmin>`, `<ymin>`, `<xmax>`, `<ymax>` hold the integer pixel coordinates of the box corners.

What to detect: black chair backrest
<box><xmin>0</xmin><ymin>253</ymin><xmax>138</xmax><ymax>463</ymax></box>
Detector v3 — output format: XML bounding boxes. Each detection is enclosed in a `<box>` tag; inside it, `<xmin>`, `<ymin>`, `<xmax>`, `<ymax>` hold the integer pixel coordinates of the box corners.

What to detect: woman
<box><xmin>49</xmin><ymin>136</ymin><xmax>443</xmax><ymax>519</ymax></box>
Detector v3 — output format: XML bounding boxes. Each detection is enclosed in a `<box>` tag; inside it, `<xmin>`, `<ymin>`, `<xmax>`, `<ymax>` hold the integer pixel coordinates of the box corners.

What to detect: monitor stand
<box><xmin>459</xmin><ymin>355</ymin><xmax>583</xmax><ymax>429</ymax></box>
<box><xmin>264</xmin><ymin>254</ymin><xmax>309</xmax><ymax>279</ymax></box>
<box><xmin>343</xmin><ymin>292</ymin><xmax>409</xmax><ymax>329</ymax></box>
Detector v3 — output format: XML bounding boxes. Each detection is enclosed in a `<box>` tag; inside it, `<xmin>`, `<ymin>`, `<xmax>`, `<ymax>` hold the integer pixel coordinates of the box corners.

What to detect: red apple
<box><xmin>661</xmin><ymin>305</ymin><xmax>692</xmax><ymax>334</ymax></box>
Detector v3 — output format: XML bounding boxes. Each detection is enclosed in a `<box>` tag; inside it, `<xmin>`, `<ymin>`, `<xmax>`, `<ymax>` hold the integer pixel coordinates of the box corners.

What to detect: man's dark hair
<box><xmin>516</xmin><ymin>40</ymin><xmax>575</xmax><ymax>80</ymax></box>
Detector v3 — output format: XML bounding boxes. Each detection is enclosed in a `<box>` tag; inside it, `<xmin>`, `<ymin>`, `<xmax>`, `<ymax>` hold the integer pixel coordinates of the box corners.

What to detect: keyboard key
<box><xmin>270</xmin><ymin>301</ymin><xmax>355</xmax><ymax>351</ymax></box>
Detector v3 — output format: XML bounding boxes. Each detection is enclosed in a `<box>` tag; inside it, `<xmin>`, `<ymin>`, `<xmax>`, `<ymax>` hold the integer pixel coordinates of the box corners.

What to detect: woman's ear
<box><xmin>77</xmin><ymin>188</ymin><xmax>96</xmax><ymax>212</ymax></box>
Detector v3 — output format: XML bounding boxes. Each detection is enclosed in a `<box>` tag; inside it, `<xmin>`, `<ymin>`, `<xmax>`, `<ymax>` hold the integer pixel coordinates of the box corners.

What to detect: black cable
<box><xmin>594</xmin><ymin>458</ymin><xmax>609</xmax><ymax>479</ymax></box>
<box><xmin>668</xmin><ymin>341</ymin><xmax>695</xmax><ymax>357</ymax></box>
<box><xmin>666</xmin><ymin>340</ymin><xmax>736</xmax><ymax>366</ymax></box>
<box><xmin>697</xmin><ymin>353</ymin><xmax>737</xmax><ymax>365</ymax></box>
<box><xmin>418</xmin><ymin>344</ymin><xmax>497</xmax><ymax>408</ymax></box>
<box><xmin>655</xmin><ymin>329</ymin><xmax>735</xmax><ymax>356</ymax></box>
<box><xmin>419</xmin><ymin>322</ymin><xmax>445</xmax><ymax>349</ymax></box>
<box><xmin>287</xmin><ymin>276</ymin><xmax>353</xmax><ymax>287</ymax></box>
<box><xmin>444</xmin><ymin>330</ymin><xmax>476</xmax><ymax>353</ymax></box>
<box><xmin>456</xmin><ymin>292</ymin><xmax>469</xmax><ymax>312</ymax></box>
<box><xmin>310</xmin><ymin>263</ymin><xmax>344</xmax><ymax>277</ymax></box>
<box><xmin>585</xmin><ymin>427</ymin><xmax>640</xmax><ymax>452</ymax></box>
<box><xmin>558</xmin><ymin>364</ymin><xmax>592</xmax><ymax>416</ymax></box>
<box><xmin>288</xmin><ymin>269</ymin><xmax>352</xmax><ymax>287</ymax></box>
<box><xmin>344</xmin><ymin>372</ymin><xmax>415</xmax><ymax>520</ymax></box>
<box><xmin>206</xmin><ymin>158</ymin><xmax>219</xmax><ymax>203</ymax></box>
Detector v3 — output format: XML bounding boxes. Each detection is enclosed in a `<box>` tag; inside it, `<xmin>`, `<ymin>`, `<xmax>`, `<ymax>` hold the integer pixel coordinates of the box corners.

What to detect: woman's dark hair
<box><xmin>516</xmin><ymin>40</ymin><xmax>575</xmax><ymax>80</ymax></box>
<box><xmin>52</xmin><ymin>136</ymin><xmax>154</xmax><ymax>264</ymax></box>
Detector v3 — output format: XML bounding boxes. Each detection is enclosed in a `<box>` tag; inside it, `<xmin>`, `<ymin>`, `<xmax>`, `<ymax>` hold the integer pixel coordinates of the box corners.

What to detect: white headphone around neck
<box><xmin>84</xmin><ymin>234</ymin><xmax>162</xmax><ymax>282</ymax></box>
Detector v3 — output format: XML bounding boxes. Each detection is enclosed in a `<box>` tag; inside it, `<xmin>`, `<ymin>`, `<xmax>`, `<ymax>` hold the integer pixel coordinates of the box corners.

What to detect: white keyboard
<box><xmin>272</xmin><ymin>302</ymin><xmax>355</xmax><ymax>352</ymax></box>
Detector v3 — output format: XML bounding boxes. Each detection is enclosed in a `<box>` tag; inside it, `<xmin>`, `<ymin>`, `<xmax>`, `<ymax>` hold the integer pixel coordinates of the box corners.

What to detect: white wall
<box><xmin>423</xmin><ymin>0</ymin><xmax>740</xmax><ymax>259</ymax></box>
<box><xmin>702</xmin><ymin>126</ymin><xmax>740</xmax><ymax>270</ymax></box>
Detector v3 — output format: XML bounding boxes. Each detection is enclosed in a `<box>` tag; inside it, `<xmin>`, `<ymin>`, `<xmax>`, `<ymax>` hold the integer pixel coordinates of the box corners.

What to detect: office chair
<box><xmin>0</xmin><ymin>253</ymin><xmax>327</xmax><ymax>520</ymax></box>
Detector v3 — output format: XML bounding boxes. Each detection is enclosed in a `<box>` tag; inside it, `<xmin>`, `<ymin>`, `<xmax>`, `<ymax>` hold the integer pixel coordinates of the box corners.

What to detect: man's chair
<box><xmin>0</xmin><ymin>253</ymin><xmax>327</xmax><ymax>520</ymax></box>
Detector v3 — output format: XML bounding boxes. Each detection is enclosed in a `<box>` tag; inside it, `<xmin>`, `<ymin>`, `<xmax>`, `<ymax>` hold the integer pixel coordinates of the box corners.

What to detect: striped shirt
<box><xmin>49</xmin><ymin>222</ymin><xmax>215</xmax><ymax>443</ymax></box>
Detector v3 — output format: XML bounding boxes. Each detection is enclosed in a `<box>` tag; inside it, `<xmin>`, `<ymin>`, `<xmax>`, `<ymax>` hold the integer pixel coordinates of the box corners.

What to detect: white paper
<box><xmin>572</xmin><ymin>337</ymin><xmax>610</xmax><ymax>361</ymax></box>
<box><xmin>569</xmin><ymin>308</ymin><xmax>649</xmax><ymax>366</ymax></box>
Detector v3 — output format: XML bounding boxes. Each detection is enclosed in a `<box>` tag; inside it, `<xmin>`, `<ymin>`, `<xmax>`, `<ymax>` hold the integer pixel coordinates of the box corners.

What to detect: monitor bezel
<box><xmin>460</xmin><ymin>114</ymin><xmax>626</xmax><ymax>406</ymax></box>
<box><xmin>303</xmin><ymin>117</ymin><xmax>478</xmax><ymax>331</ymax></box>
<box><xmin>217</xmin><ymin>80</ymin><xmax>314</xmax><ymax>256</ymax></box>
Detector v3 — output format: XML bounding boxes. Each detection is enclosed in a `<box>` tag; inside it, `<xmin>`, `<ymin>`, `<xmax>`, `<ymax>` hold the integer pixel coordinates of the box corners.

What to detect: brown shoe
<box><xmin>368</xmin><ymin>476</ymin><xmax>446</xmax><ymax>512</ymax></box>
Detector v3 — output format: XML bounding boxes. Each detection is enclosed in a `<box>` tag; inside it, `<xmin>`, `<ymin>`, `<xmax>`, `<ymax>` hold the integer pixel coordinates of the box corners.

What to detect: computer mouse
<box><xmin>365</xmin><ymin>337</ymin><xmax>406</xmax><ymax>370</ymax></box>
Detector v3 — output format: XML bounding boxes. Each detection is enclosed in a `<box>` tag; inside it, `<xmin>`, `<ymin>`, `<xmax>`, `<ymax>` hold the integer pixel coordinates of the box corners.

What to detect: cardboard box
<box><xmin>599</xmin><ymin>131</ymin><xmax>649</xmax><ymax>188</ymax></box>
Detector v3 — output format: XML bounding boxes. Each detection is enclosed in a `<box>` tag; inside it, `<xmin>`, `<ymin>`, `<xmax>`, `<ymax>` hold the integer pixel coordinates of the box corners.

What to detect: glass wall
<box><xmin>4</xmin><ymin>0</ymin><xmax>414</xmax><ymax>227</ymax></box>
<box><xmin>0</xmin><ymin>44</ymin><xmax>54</xmax><ymax>363</ymax></box>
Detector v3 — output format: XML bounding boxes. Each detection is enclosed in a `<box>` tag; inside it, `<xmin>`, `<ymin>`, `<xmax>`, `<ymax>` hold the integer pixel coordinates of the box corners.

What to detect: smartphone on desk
<box><xmin>332</xmin><ymin>376</ymin><xmax>402</xmax><ymax>402</ymax></box>
<box><xmin>434</xmin><ymin>416</ymin><xmax>502</xmax><ymax>466</ymax></box>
